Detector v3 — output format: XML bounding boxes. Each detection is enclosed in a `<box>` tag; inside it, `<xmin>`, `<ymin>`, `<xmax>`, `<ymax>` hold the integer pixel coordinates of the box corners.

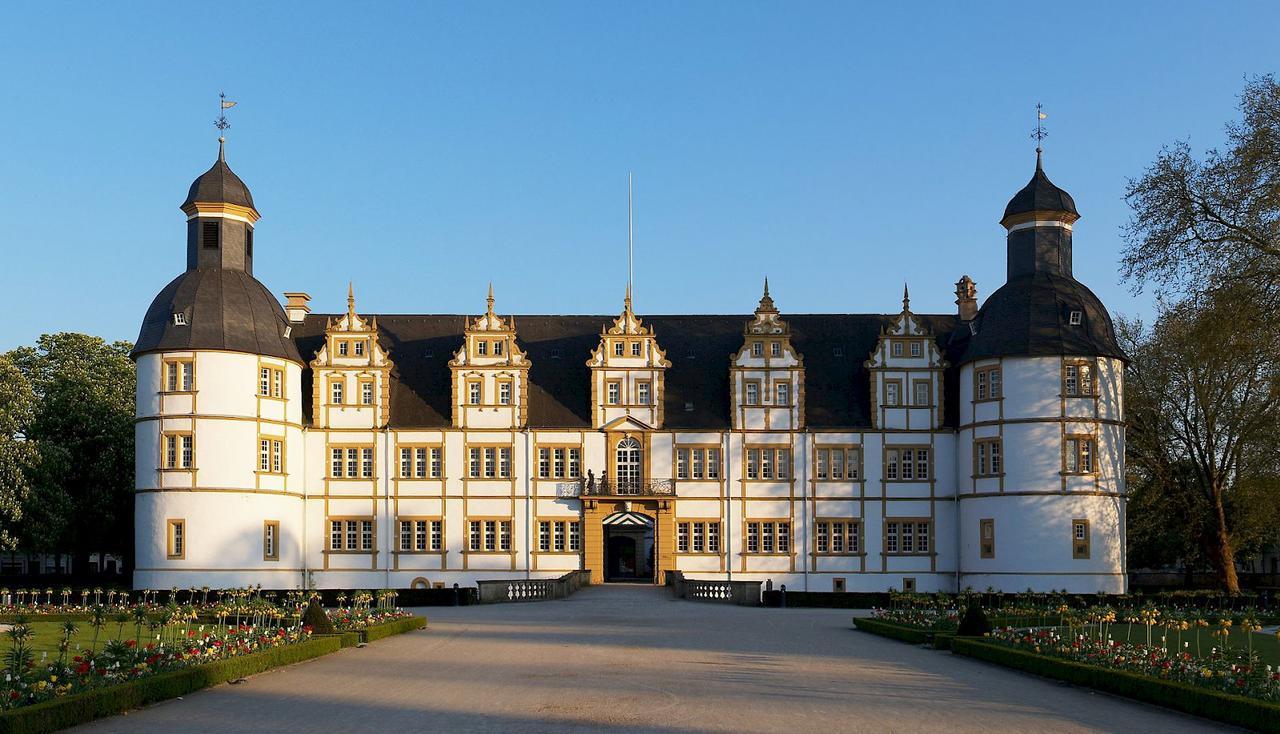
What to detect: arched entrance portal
<box><xmin>602</xmin><ymin>511</ymin><xmax>654</xmax><ymax>582</ymax></box>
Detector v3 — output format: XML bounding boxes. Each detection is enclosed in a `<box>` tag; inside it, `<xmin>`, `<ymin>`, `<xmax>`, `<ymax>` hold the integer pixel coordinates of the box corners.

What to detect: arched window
<box><xmin>615</xmin><ymin>437</ymin><xmax>642</xmax><ymax>493</ymax></box>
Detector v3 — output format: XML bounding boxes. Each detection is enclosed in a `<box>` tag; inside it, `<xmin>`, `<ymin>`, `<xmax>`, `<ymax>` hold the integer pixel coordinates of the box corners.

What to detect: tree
<box><xmin>1119</xmin><ymin>293</ymin><xmax>1280</xmax><ymax>593</ymax></box>
<box><xmin>1122</xmin><ymin>74</ymin><xmax>1280</xmax><ymax>299</ymax></box>
<box><xmin>7</xmin><ymin>334</ymin><xmax>135</xmax><ymax>573</ymax></box>
<box><xmin>0</xmin><ymin>355</ymin><xmax>37</xmax><ymax>549</ymax></box>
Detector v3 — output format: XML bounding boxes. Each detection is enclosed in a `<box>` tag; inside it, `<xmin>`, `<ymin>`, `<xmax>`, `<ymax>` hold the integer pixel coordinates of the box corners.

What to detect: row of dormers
<box><xmin>307</xmin><ymin>282</ymin><xmax>949</xmax><ymax>433</ymax></box>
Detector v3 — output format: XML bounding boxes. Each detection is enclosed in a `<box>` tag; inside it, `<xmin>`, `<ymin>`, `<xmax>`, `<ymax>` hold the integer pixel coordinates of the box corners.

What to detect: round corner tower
<box><xmin>132</xmin><ymin>139</ymin><xmax>306</xmax><ymax>590</ymax></box>
<box><xmin>955</xmin><ymin>151</ymin><xmax>1126</xmax><ymax>593</ymax></box>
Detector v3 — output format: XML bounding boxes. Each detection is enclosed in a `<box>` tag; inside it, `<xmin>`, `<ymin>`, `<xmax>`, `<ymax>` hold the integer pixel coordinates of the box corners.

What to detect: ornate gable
<box><xmin>310</xmin><ymin>284</ymin><xmax>393</xmax><ymax>428</ymax></box>
<box><xmin>449</xmin><ymin>284</ymin><xmax>531</xmax><ymax>428</ymax></box>
<box><xmin>865</xmin><ymin>285</ymin><xmax>947</xmax><ymax>429</ymax></box>
<box><xmin>731</xmin><ymin>279</ymin><xmax>804</xmax><ymax>430</ymax></box>
<box><xmin>587</xmin><ymin>288</ymin><xmax>670</xmax><ymax>429</ymax></box>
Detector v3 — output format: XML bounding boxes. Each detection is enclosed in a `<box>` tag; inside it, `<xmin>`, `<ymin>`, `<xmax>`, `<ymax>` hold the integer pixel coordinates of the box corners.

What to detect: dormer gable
<box><xmin>865</xmin><ymin>284</ymin><xmax>948</xmax><ymax>429</ymax></box>
<box><xmin>310</xmin><ymin>284</ymin><xmax>393</xmax><ymax>428</ymax></box>
<box><xmin>731</xmin><ymin>279</ymin><xmax>804</xmax><ymax>430</ymax></box>
<box><xmin>449</xmin><ymin>284</ymin><xmax>531</xmax><ymax>428</ymax></box>
<box><xmin>587</xmin><ymin>287</ymin><xmax>670</xmax><ymax>429</ymax></box>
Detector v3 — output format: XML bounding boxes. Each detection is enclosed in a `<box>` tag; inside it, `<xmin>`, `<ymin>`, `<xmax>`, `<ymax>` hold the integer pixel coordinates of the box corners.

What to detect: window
<box><xmin>892</xmin><ymin>341</ymin><xmax>903</xmax><ymax>357</ymax></box>
<box><xmin>258</xmin><ymin>438</ymin><xmax>284</xmax><ymax>473</ymax></box>
<box><xmin>744</xmin><ymin>381</ymin><xmax>760</xmax><ymax>406</ymax></box>
<box><xmin>468</xmin><ymin>446</ymin><xmax>512</xmax><ymax>479</ymax></box>
<box><xmin>885</xmin><ymin>446</ymin><xmax>930</xmax><ymax>481</ymax></box>
<box><xmin>167</xmin><ymin>520</ymin><xmax>185</xmax><ymax>559</ymax></box>
<box><xmin>330</xmin><ymin>379</ymin><xmax>344</xmax><ymax>405</ymax></box>
<box><xmin>636</xmin><ymin>381</ymin><xmax>651</xmax><ymax>405</ymax></box>
<box><xmin>885</xmin><ymin>381</ymin><xmax>901</xmax><ymax>406</ymax></box>
<box><xmin>675</xmin><ymin>447</ymin><xmax>720</xmax><ymax>481</ymax></box>
<box><xmin>258</xmin><ymin>366</ymin><xmax>284</xmax><ymax>398</ymax></box>
<box><xmin>493</xmin><ymin>340</ymin><xmax>504</xmax><ymax>356</ymax></box>
<box><xmin>980</xmin><ymin>519</ymin><xmax>995</xmax><ymax>559</ymax></box>
<box><xmin>1064</xmin><ymin>436</ymin><xmax>1096</xmax><ymax>474</ymax></box>
<box><xmin>912</xmin><ymin>380</ymin><xmax>930</xmax><ymax>406</ymax></box>
<box><xmin>974</xmin><ymin>438</ymin><xmax>1002</xmax><ymax>477</ymax></box>
<box><xmin>535</xmin><ymin>520</ymin><xmax>582</xmax><ymax>552</ymax></box>
<box><xmin>631</xmin><ymin>342</ymin><xmax>641</xmax><ymax>357</ymax></box>
<box><xmin>775</xmin><ymin>382</ymin><xmax>790</xmax><ymax>405</ymax></box>
<box><xmin>606</xmin><ymin>381</ymin><xmax>621</xmax><ymax>405</ymax></box>
<box><xmin>885</xmin><ymin>520</ymin><xmax>932</xmax><ymax>555</ymax></box>
<box><xmin>910</xmin><ymin>341</ymin><xmax>922</xmax><ymax>358</ymax></box>
<box><xmin>354</xmin><ymin>340</ymin><xmax>365</xmax><ymax>356</ymax></box>
<box><xmin>614</xmin><ymin>342</ymin><xmax>624</xmax><ymax>357</ymax></box>
<box><xmin>814</xmin><ymin>520</ymin><xmax>861</xmax><ymax>555</ymax></box>
<box><xmin>201</xmin><ymin>220</ymin><xmax>219</xmax><ymax>249</ymax></box>
<box><xmin>467</xmin><ymin>380</ymin><xmax>482</xmax><ymax>405</ymax></box>
<box><xmin>974</xmin><ymin>365</ymin><xmax>1002</xmax><ymax>401</ymax></box>
<box><xmin>752</xmin><ymin>342</ymin><xmax>763</xmax><ymax>357</ymax></box>
<box><xmin>398</xmin><ymin>519</ymin><xmax>443</xmax><ymax>552</ymax></box>
<box><xmin>338</xmin><ymin>341</ymin><xmax>349</xmax><ymax>356</ymax></box>
<box><xmin>360</xmin><ymin>380</ymin><xmax>374</xmax><ymax>405</ymax></box>
<box><xmin>477</xmin><ymin>340</ymin><xmax>488</xmax><ymax>356</ymax></box>
<box><xmin>770</xmin><ymin>342</ymin><xmax>781</xmax><ymax>357</ymax></box>
<box><xmin>498</xmin><ymin>380</ymin><xmax>512</xmax><ymax>405</ymax></box>
<box><xmin>246</xmin><ymin>226</ymin><xmax>253</xmax><ymax>257</ymax></box>
<box><xmin>1072</xmin><ymin>519</ymin><xmax>1090</xmax><ymax>559</ymax></box>
<box><xmin>814</xmin><ymin>447</ymin><xmax>861</xmax><ymax>480</ymax></box>
<box><xmin>172</xmin><ymin>312</ymin><xmax>187</xmax><ymax>326</ymax></box>
<box><xmin>327</xmin><ymin>518</ymin><xmax>375</xmax><ymax>551</ymax></box>
<box><xmin>1068</xmin><ymin>310</ymin><xmax>1083</xmax><ymax>325</ymax></box>
<box><xmin>162</xmin><ymin>433</ymin><xmax>194</xmax><ymax>469</ymax></box>
<box><xmin>164</xmin><ymin>360</ymin><xmax>194</xmax><ymax>392</ymax></box>
<box><xmin>676</xmin><ymin>521</ymin><xmax>722</xmax><ymax>553</ymax></box>
<box><xmin>536</xmin><ymin>447</ymin><xmax>582</xmax><ymax>479</ymax></box>
<box><xmin>329</xmin><ymin>446</ymin><xmax>375</xmax><ymax>478</ymax></box>
<box><xmin>1063</xmin><ymin>361</ymin><xmax>1096</xmax><ymax>397</ymax></box>
<box><xmin>745</xmin><ymin>521</ymin><xmax>791</xmax><ymax>554</ymax></box>
<box><xmin>263</xmin><ymin>521</ymin><xmax>280</xmax><ymax>561</ymax></box>
<box><xmin>399</xmin><ymin>446</ymin><xmax>442</xmax><ymax>479</ymax></box>
<box><xmin>745</xmin><ymin>447</ymin><xmax>789</xmax><ymax>480</ymax></box>
<box><xmin>467</xmin><ymin>519</ymin><xmax>512</xmax><ymax>552</ymax></box>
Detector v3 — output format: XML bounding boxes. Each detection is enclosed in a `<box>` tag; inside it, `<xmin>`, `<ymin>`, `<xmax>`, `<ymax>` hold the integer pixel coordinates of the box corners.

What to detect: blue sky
<box><xmin>2</xmin><ymin>2</ymin><xmax>1277</xmax><ymax>350</ymax></box>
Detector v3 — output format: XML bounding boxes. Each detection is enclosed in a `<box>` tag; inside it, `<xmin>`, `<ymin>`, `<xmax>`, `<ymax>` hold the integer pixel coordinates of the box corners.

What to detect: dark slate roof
<box><xmin>292</xmin><ymin>313</ymin><xmax>963</xmax><ymax>430</ymax></box>
<box><xmin>1002</xmin><ymin>154</ymin><xmax>1077</xmax><ymax>222</ymax></box>
<box><xmin>958</xmin><ymin>272</ymin><xmax>1125</xmax><ymax>364</ymax></box>
<box><xmin>132</xmin><ymin>269</ymin><xmax>303</xmax><ymax>363</ymax></box>
<box><xmin>181</xmin><ymin>142</ymin><xmax>255</xmax><ymax>210</ymax></box>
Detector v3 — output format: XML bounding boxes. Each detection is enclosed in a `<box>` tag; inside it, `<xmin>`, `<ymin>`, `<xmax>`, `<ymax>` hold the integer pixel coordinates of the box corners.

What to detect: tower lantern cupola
<box><xmin>181</xmin><ymin>138</ymin><xmax>261</xmax><ymax>274</ymax></box>
<box><xmin>999</xmin><ymin>150</ymin><xmax>1078</xmax><ymax>280</ymax></box>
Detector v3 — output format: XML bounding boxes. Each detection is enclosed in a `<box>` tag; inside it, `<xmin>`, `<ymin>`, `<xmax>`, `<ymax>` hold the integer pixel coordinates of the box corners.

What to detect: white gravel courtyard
<box><xmin>72</xmin><ymin>585</ymin><xmax>1236</xmax><ymax>733</ymax></box>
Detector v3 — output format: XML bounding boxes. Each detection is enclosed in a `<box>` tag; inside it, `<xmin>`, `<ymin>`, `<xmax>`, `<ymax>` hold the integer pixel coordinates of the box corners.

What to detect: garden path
<box><xmin>71</xmin><ymin>585</ymin><xmax>1239</xmax><ymax>733</ymax></box>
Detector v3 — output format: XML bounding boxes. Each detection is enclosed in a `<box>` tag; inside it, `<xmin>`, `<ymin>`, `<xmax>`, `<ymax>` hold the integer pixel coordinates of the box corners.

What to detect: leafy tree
<box><xmin>1122</xmin><ymin>74</ymin><xmax>1280</xmax><ymax>298</ymax></box>
<box><xmin>7</xmin><ymin>333</ymin><xmax>135</xmax><ymax>573</ymax></box>
<box><xmin>0</xmin><ymin>355</ymin><xmax>37</xmax><ymax>549</ymax></box>
<box><xmin>1119</xmin><ymin>294</ymin><xmax>1280</xmax><ymax>593</ymax></box>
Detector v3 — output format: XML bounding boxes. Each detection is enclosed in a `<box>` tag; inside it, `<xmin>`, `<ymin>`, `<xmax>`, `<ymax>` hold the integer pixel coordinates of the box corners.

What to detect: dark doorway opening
<box><xmin>603</xmin><ymin>512</ymin><xmax>654</xmax><ymax>582</ymax></box>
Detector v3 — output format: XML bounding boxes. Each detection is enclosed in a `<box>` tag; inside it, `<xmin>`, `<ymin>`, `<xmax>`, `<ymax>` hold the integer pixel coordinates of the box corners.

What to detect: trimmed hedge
<box><xmin>951</xmin><ymin>637</ymin><xmax>1280</xmax><ymax>733</ymax></box>
<box><xmin>0</xmin><ymin>636</ymin><xmax>342</xmax><ymax>734</ymax></box>
<box><xmin>851</xmin><ymin>617</ymin><xmax>932</xmax><ymax>645</ymax></box>
<box><xmin>361</xmin><ymin>616</ymin><xmax>426</xmax><ymax>643</ymax></box>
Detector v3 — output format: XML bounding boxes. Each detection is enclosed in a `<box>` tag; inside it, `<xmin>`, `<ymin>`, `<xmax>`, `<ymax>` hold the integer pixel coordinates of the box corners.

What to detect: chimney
<box><xmin>284</xmin><ymin>292</ymin><xmax>312</xmax><ymax>323</ymax></box>
<box><xmin>954</xmin><ymin>276</ymin><xmax>977</xmax><ymax>321</ymax></box>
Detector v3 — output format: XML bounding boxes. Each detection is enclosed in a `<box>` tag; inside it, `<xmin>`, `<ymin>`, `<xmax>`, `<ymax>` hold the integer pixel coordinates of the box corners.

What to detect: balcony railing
<box><xmin>576</xmin><ymin>478</ymin><xmax>675</xmax><ymax>497</ymax></box>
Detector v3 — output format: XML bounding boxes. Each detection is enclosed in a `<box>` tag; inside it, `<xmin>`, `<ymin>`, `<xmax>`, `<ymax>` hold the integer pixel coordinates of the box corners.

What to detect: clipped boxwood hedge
<box><xmin>0</xmin><ymin>636</ymin><xmax>342</xmax><ymax>734</ymax></box>
<box><xmin>951</xmin><ymin>637</ymin><xmax>1280</xmax><ymax>733</ymax></box>
<box><xmin>361</xmin><ymin>616</ymin><xmax>426</xmax><ymax>643</ymax></box>
<box><xmin>851</xmin><ymin>617</ymin><xmax>932</xmax><ymax>645</ymax></box>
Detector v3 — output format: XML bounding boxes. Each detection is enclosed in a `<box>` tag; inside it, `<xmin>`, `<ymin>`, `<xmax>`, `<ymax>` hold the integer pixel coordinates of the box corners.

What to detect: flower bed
<box><xmin>951</xmin><ymin>637</ymin><xmax>1280</xmax><ymax>733</ymax></box>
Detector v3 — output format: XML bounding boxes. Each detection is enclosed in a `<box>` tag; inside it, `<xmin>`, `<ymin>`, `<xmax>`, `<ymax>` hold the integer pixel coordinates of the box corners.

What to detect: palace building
<box><xmin>132</xmin><ymin>140</ymin><xmax>1127</xmax><ymax>593</ymax></box>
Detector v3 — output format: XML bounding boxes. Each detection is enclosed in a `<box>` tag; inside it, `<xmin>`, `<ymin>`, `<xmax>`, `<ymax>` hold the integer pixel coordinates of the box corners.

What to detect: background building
<box><xmin>133</xmin><ymin>141</ymin><xmax>1126</xmax><ymax>593</ymax></box>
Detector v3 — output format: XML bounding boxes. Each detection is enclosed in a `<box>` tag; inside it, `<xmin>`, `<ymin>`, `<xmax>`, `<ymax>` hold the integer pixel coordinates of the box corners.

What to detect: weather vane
<box><xmin>1031</xmin><ymin>102</ymin><xmax>1048</xmax><ymax>152</ymax></box>
<box><xmin>215</xmin><ymin>91</ymin><xmax>237</xmax><ymax>140</ymax></box>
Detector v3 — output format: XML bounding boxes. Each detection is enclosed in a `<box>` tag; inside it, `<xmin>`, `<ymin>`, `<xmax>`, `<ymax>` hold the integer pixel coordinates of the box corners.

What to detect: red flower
<box><xmin>126</xmin><ymin>639</ymin><xmax>137</xmax><ymax>648</ymax></box>
<box><xmin>9</xmin><ymin>691</ymin><xmax>19</xmax><ymax>700</ymax></box>
<box><xmin>75</xmin><ymin>662</ymin><xmax>90</xmax><ymax>674</ymax></box>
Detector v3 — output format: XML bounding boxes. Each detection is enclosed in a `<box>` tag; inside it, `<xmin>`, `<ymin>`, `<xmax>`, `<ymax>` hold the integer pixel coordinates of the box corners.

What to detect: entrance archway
<box><xmin>602</xmin><ymin>510</ymin><xmax>654</xmax><ymax>582</ymax></box>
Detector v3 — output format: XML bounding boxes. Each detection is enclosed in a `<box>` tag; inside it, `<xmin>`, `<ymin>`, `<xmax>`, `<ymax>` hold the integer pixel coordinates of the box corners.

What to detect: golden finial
<box><xmin>347</xmin><ymin>282</ymin><xmax>356</xmax><ymax>319</ymax></box>
<box><xmin>486</xmin><ymin>281</ymin><xmax>495</xmax><ymax>316</ymax></box>
<box><xmin>902</xmin><ymin>282</ymin><xmax>910</xmax><ymax>312</ymax></box>
<box><xmin>757</xmin><ymin>276</ymin><xmax>778</xmax><ymax>314</ymax></box>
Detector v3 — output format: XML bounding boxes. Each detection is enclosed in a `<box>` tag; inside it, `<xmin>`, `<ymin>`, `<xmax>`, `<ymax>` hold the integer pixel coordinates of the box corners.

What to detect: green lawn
<box><xmin>1049</xmin><ymin>623</ymin><xmax>1280</xmax><ymax>666</ymax></box>
<box><xmin>14</xmin><ymin>620</ymin><xmax>153</xmax><ymax>655</ymax></box>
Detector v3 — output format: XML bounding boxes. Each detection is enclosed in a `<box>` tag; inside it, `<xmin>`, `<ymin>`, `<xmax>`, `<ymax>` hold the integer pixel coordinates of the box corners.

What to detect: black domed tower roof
<box><xmin>1001</xmin><ymin>151</ymin><xmax>1077</xmax><ymax>224</ymax></box>
<box><xmin>960</xmin><ymin>151</ymin><xmax>1124</xmax><ymax>364</ymax></box>
<box><xmin>133</xmin><ymin>140</ymin><xmax>301</xmax><ymax>364</ymax></box>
